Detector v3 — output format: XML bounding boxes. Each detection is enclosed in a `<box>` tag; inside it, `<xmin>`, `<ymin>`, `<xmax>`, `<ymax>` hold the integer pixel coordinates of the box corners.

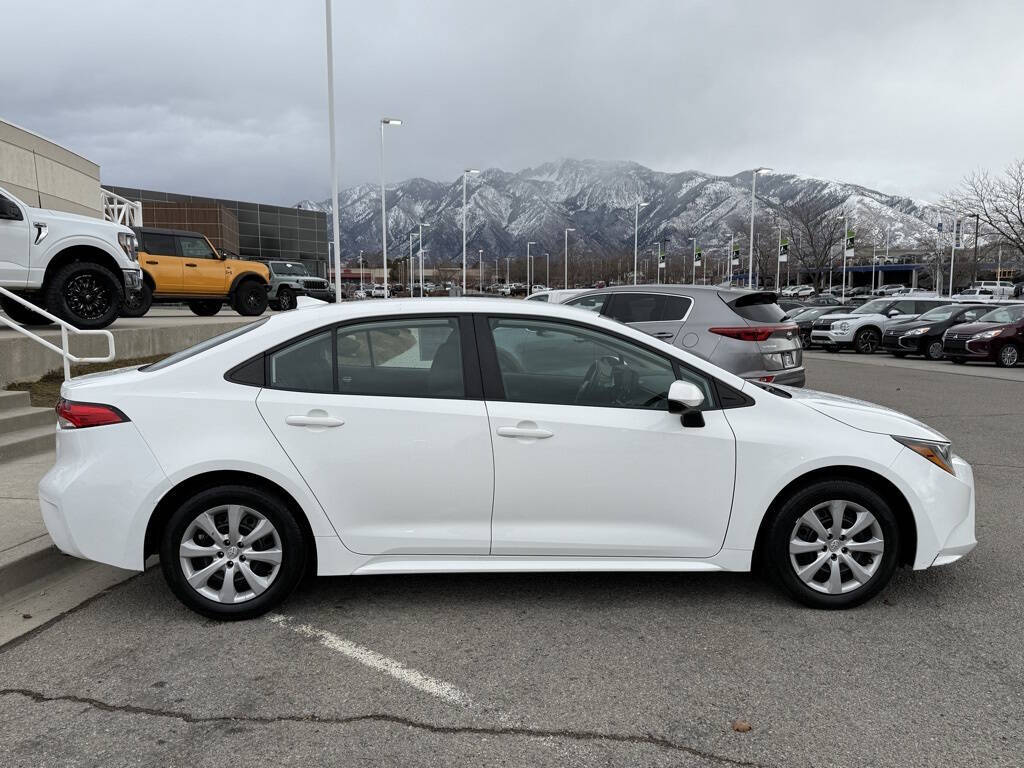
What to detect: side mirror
<box><xmin>0</xmin><ymin>196</ymin><xmax>23</xmax><ymax>221</ymax></box>
<box><xmin>668</xmin><ymin>380</ymin><xmax>706</xmax><ymax>427</ymax></box>
<box><xmin>887</xmin><ymin>309</ymin><xmax>900</xmax><ymax>316</ymax></box>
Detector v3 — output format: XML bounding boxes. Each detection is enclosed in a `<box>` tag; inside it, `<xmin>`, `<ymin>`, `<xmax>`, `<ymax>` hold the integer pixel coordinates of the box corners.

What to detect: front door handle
<box><xmin>185</xmin><ymin>263</ymin><xmax>198</xmax><ymax>268</ymax></box>
<box><xmin>286</xmin><ymin>415</ymin><xmax>345</xmax><ymax>428</ymax></box>
<box><xmin>496</xmin><ymin>426</ymin><xmax>553</xmax><ymax>439</ymax></box>
<box><xmin>145</xmin><ymin>259</ymin><xmax>159</xmax><ymax>265</ymax></box>
<box><xmin>652</xmin><ymin>332</ymin><xmax>675</xmax><ymax>339</ymax></box>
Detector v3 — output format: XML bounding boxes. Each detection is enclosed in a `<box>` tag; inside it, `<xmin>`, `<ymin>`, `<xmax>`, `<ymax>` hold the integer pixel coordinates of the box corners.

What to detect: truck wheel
<box><xmin>121</xmin><ymin>282</ymin><xmax>153</xmax><ymax>318</ymax></box>
<box><xmin>0</xmin><ymin>295</ymin><xmax>53</xmax><ymax>326</ymax></box>
<box><xmin>276</xmin><ymin>287</ymin><xmax>296</xmax><ymax>311</ymax></box>
<box><xmin>44</xmin><ymin>262</ymin><xmax>122</xmax><ymax>330</ymax></box>
<box><xmin>232</xmin><ymin>281</ymin><xmax>268</xmax><ymax>316</ymax></box>
<box><xmin>188</xmin><ymin>300</ymin><xmax>223</xmax><ymax>317</ymax></box>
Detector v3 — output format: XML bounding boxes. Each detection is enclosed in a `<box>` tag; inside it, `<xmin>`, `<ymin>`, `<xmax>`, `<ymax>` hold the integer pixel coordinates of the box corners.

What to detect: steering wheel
<box><xmin>575</xmin><ymin>355</ymin><xmax>638</xmax><ymax>406</ymax></box>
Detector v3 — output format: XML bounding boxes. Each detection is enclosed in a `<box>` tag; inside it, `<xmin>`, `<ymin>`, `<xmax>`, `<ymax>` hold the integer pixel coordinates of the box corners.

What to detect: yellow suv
<box><xmin>122</xmin><ymin>228</ymin><xmax>270</xmax><ymax>317</ymax></box>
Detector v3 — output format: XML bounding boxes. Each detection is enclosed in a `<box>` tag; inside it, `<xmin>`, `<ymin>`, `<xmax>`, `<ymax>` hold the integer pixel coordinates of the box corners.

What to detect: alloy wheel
<box><xmin>856</xmin><ymin>329</ymin><xmax>880</xmax><ymax>354</ymax></box>
<box><xmin>927</xmin><ymin>341</ymin><xmax>944</xmax><ymax>360</ymax></box>
<box><xmin>789</xmin><ymin>500</ymin><xmax>884</xmax><ymax>595</ymax></box>
<box><xmin>64</xmin><ymin>273</ymin><xmax>111</xmax><ymax>320</ymax></box>
<box><xmin>999</xmin><ymin>345</ymin><xmax>1018</xmax><ymax>367</ymax></box>
<box><xmin>179</xmin><ymin>504</ymin><xmax>283</xmax><ymax>604</ymax></box>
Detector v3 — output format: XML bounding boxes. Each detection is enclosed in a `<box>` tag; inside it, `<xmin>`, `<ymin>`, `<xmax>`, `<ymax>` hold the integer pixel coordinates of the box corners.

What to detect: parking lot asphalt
<box><xmin>1</xmin><ymin>357</ymin><xmax>1021</xmax><ymax>767</ymax></box>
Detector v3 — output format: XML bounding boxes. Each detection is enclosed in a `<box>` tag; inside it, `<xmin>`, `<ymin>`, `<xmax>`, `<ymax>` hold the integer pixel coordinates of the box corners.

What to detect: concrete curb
<box><xmin>0</xmin><ymin>535</ymin><xmax>69</xmax><ymax>599</ymax></box>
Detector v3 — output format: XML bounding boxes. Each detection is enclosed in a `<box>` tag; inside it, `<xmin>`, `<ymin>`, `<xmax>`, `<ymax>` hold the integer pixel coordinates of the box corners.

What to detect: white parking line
<box><xmin>267</xmin><ymin>614</ymin><xmax>473</xmax><ymax>708</ymax></box>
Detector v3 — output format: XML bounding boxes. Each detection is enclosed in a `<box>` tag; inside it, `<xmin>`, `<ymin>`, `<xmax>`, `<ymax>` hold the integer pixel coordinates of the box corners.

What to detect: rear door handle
<box><xmin>496</xmin><ymin>426</ymin><xmax>553</xmax><ymax>439</ymax></box>
<box><xmin>286</xmin><ymin>415</ymin><xmax>345</xmax><ymax>428</ymax></box>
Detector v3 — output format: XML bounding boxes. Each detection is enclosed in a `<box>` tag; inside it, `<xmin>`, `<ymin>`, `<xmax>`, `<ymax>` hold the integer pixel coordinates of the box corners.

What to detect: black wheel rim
<box><xmin>858</xmin><ymin>331</ymin><xmax>878</xmax><ymax>353</ymax></box>
<box><xmin>280</xmin><ymin>291</ymin><xmax>293</xmax><ymax>310</ymax></box>
<box><xmin>928</xmin><ymin>341</ymin><xmax>943</xmax><ymax>359</ymax></box>
<box><xmin>64</xmin><ymin>273</ymin><xmax>111</xmax><ymax>320</ymax></box>
<box><xmin>244</xmin><ymin>289</ymin><xmax>261</xmax><ymax>311</ymax></box>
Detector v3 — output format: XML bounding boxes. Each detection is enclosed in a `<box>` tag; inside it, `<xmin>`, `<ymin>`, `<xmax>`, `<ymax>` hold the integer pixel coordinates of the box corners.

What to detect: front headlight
<box><xmin>905</xmin><ymin>326</ymin><xmax>930</xmax><ymax>336</ymax></box>
<box><xmin>118</xmin><ymin>232</ymin><xmax>138</xmax><ymax>261</ymax></box>
<box><xmin>834</xmin><ymin>321</ymin><xmax>850</xmax><ymax>332</ymax></box>
<box><xmin>972</xmin><ymin>328</ymin><xmax>1003</xmax><ymax>339</ymax></box>
<box><xmin>892</xmin><ymin>436</ymin><xmax>955</xmax><ymax>475</ymax></box>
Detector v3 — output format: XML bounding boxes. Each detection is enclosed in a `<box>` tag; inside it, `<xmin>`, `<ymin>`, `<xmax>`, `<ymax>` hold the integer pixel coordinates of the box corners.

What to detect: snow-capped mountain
<box><xmin>298</xmin><ymin>159</ymin><xmax>941</xmax><ymax>263</ymax></box>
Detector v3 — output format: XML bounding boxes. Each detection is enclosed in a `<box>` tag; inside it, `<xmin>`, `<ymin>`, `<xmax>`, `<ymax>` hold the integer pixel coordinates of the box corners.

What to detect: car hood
<box><xmin>818</xmin><ymin>312</ymin><xmax>884</xmax><ymax>322</ymax></box>
<box><xmin>946</xmin><ymin>321</ymin><xmax>1006</xmax><ymax>335</ymax></box>
<box><xmin>780</xmin><ymin>386</ymin><xmax>948</xmax><ymax>442</ymax></box>
<box><xmin>35</xmin><ymin>207</ymin><xmax>132</xmax><ymax>235</ymax></box>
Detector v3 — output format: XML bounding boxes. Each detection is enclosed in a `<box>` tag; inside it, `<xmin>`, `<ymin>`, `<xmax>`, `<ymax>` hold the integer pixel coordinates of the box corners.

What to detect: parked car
<box><xmin>776</xmin><ymin>299</ymin><xmax>806</xmax><ymax>313</ymax></box>
<box><xmin>0</xmin><ymin>185</ymin><xmax>142</xmax><ymax>329</ymax></box>
<box><xmin>805</xmin><ymin>295</ymin><xmax>842</xmax><ymax>306</ymax></box>
<box><xmin>881</xmin><ymin>304</ymin><xmax>993</xmax><ymax>361</ymax></box>
<box><xmin>123</xmin><ymin>227</ymin><xmax>270</xmax><ymax>318</ymax></box>
<box><xmin>40</xmin><ymin>298</ymin><xmax>975</xmax><ymax>618</ymax></box>
<box><xmin>942</xmin><ymin>303</ymin><xmax>1024</xmax><ymax>367</ymax></box>
<box><xmin>266</xmin><ymin>261</ymin><xmax>335</xmax><ymax>310</ymax></box>
<box><xmin>873</xmin><ymin>283</ymin><xmax>907</xmax><ymax>296</ymax></box>
<box><xmin>371</xmin><ymin>284</ymin><xmax>387</xmax><ymax>298</ymax></box>
<box><xmin>793</xmin><ymin>285</ymin><xmax>816</xmax><ymax>299</ymax></box>
<box><xmin>564</xmin><ymin>285</ymin><xmax>804</xmax><ymax>386</ymax></box>
<box><xmin>789</xmin><ymin>306</ymin><xmax>847</xmax><ymax>348</ymax></box>
<box><xmin>525</xmin><ymin>289</ymin><xmax>588</xmax><ymax>303</ymax></box>
<box><xmin>810</xmin><ymin>297</ymin><xmax>952</xmax><ymax>354</ymax></box>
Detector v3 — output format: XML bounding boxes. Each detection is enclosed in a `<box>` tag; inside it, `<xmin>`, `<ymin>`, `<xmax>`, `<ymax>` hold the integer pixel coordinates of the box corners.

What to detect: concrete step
<box><xmin>0</xmin><ymin>424</ymin><xmax>55</xmax><ymax>463</ymax></box>
<box><xmin>0</xmin><ymin>389</ymin><xmax>31</xmax><ymax>412</ymax></box>
<box><xmin>0</xmin><ymin>406</ymin><xmax>55</xmax><ymax>435</ymax></box>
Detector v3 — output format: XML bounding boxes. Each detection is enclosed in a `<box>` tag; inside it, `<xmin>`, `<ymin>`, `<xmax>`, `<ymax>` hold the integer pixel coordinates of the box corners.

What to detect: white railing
<box><xmin>0</xmin><ymin>287</ymin><xmax>115</xmax><ymax>381</ymax></box>
<box><xmin>101</xmin><ymin>189</ymin><xmax>143</xmax><ymax>228</ymax></box>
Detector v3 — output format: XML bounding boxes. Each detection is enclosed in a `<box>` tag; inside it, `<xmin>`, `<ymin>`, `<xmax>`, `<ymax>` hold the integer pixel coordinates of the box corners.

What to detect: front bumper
<box><xmin>810</xmin><ymin>328</ymin><xmax>855</xmax><ymax>347</ymax></box>
<box><xmin>304</xmin><ymin>288</ymin><xmax>337</xmax><ymax>303</ymax></box>
<box><xmin>122</xmin><ymin>268</ymin><xmax>143</xmax><ymax>294</ymax></box>
<box><xmin>881</xmin><ymin>332</ymin><xmax>926</xmax><ymax>354</ymax></box>
<box><xmin>942</xmin><ymin>336</ymin><xmax>993</xmax><ymax>360</ymax></box>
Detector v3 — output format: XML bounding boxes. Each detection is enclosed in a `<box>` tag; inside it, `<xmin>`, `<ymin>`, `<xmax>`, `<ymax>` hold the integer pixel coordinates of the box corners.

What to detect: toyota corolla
<box><xmin>39</xmin><ymin>299</ymin><xmax>976</xmax><ymax>619</ymax></box>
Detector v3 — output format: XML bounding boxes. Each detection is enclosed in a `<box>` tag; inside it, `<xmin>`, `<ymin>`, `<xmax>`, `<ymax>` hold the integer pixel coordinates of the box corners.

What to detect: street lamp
<box><xmin>634</xmin><ymin>200</ymin><xmax>648</xmax><ymax>285</ymax></box>
<box><xmin>775</xmin><ymin>225</ymin><xmax>783</xmax><ymax>292</ymax></box>
<box><xmin>417</xmin><ymin>222</ymin><xmax>429</xmax><ymax>296</ymax></box>
<box><xmin>837</xmin><ymin>211</ymin><xmax>848</xmax><ymax>302</ymax></box>
<box><xmin>544</xmin><ymin>252</ymin><xmax>550</xmax><ymax>289</ymax></box>
<box><xmin>462</xmin><ymin>169</ymin><xmax>480</xmax><ymax>295</ymax></box>
<box><xmin>478</xmin><ymin>248</ymin><xmax>484</xmax><ymax>292</ymax></box>
<box><xmin>324</xmin><ymin>0</ymin><xmax>343</xmax><ymax>302</ymax></box>
<box><xmin>689</xmin><ymin>237</ymin><xmax>697</xmax><ymax>286</ymax></box>
<box><xmin>748</xmin><ymin>167</ymin><xmax>771</xmax><ymax>288</ymax></box>
<box><xmin>379</xmin><ymin>118</ymin><xmax>402</xmax><ymax>298</ymax></box>
<box><xmin>564</xmin><ymin>228</ymin><xmax>575</xmax><ymax>289</ymax></box>
<box><xmin>526</xmin><ymin>241</ymin><xmax>536</xmax><ymax>294</ymax></box>
<box><xmin>408</xmin><ymin>230</ymin><xmax>419</xmax><ymax>294</ymax></box>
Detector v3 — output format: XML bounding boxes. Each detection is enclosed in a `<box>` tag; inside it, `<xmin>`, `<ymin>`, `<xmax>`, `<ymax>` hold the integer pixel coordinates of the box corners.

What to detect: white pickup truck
<box><xmin>0</xmin><ymin>186</ymin><xmax>142</xmax><ymax>329</ymax></box>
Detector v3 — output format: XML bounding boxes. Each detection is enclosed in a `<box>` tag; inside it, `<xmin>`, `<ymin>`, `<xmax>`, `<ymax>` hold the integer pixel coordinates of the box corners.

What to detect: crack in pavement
<box><xmin>0</xmin><ymin>688</ymin><xmax>770</xmax><ymax>768</ymax></box>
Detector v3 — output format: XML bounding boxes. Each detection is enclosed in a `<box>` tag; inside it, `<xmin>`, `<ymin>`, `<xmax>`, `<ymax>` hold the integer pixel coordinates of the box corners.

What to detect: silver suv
<box><xmin>564</xmin><ymin>285</ymin><xmax>804</xmax><ymax>386</ymax></box>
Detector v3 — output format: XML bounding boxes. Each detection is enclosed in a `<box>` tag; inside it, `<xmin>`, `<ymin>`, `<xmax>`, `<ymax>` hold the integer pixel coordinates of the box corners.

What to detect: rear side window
<box><xmin>527</xmin><ymin>294</ymin><xmax>549</xmax><ymax>302</ymax></box>
<box><xmin>566</xmin><ymin>294</ymin><xmax>609</xmax><ymax>314</ymax></box>
<box><xmin>269</xmin><ymin>331</ymin><xmax>333</xmax><ymax>392</ymax></box>
<box><xmin>727</xmin><ymin>293</ymin><xmax>786</xmax><ymax>322</ymax></box>
<box><xmin>141</xmin><ymin>232</ymin><xmax>176</xmax><ymax>255</ymax></box>
<box><xmin>606</xmin><ymin>293</ymin><xmax>693</xmax><ymax>323</ymax></box>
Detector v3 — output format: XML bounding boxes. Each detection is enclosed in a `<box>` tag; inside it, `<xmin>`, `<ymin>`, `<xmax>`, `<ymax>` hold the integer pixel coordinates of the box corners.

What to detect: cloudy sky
<box><xmin>5</xmin><ymin>0</ymin><xmax>1022</xmax><ymax>205</ymax></box>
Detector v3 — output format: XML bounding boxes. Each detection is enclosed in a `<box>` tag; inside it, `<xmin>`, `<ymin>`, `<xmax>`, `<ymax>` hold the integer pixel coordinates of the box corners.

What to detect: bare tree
<box><xmin>949</xmin><ymin>159</ymin><xmax>1024</xmax><ymax>263</ymax></box>
<box><xmin>773</xmin><ymin>197</ymin><xmax>845</xmax><ymax>290</ymax></box>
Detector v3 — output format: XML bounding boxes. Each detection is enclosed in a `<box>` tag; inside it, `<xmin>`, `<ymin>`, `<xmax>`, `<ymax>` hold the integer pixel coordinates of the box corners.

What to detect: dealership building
<box><xmin>102</xmin><ymin>185</ymin><xmax>329</xmax><ymax>276</ymax></box>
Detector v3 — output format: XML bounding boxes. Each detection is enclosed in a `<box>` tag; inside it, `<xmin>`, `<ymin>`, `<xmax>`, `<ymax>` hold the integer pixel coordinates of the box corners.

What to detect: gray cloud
<box><xmin>4</xmin><ymin>0</ymin><xmax>1022</xmax><ymax>205</ymax></box>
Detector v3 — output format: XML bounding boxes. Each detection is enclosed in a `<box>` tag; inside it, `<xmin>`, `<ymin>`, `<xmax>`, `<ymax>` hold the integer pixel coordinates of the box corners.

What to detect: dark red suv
<box><xmin>942</xmin><ymin>303</ymin><xmax>1024</xmax><ymax>367</ymax></box>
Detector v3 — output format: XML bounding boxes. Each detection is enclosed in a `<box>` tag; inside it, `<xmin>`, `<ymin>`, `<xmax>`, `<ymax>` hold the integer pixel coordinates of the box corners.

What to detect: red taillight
<box><xmin>709</xmin><ymin>323</ymin><xmax>798</xmax><ymax>342</ymax></box>
<box><xmin>55</xmin><ymin>398</ymin><xmax>129</xmax><ymax>429</ymax></box>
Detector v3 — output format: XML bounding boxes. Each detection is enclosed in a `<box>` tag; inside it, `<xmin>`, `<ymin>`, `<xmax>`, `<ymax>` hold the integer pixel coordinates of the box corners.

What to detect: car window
<box><xmin>913</xmin><ymin>301</ymin><xmax>944</xmax><ymax>314</ymax></box>
<box><xmin>178</xmin><ymin>236</ymin><xmax>216</xmax><ymax>259</ymax></box>
<box><xmin>980</xmin><ymin>305</ymin><xmax>1024</xmax><ymax>324</ymax></box>
<box><xmin>526</xmin><ymin>293</ymin><xmax>549</xmax><ymax>302</ymax></box>
<box><xmin>337</xmin><ymin>317</ymin><xmax>463</xmax><ymax>398</ymax></box>
<box><xmin>606</xmin><ymin>293</ymin><xmax>661</xmax><ymax>323</ymax></box>
<box><xmin>141</xmin><ymin>232</ymin><xmax>176</xmax><ymax>255</ymax></box>
<box><xmin>269</xmin><ymin>331</ymin><xmax>333</xmax><ymax>392</ymax></box>
<box><xmin>960</xmin><ymin>307</ymin><xmax>991</xmax><ymax>322</ymax></box>
<box><xmin>488</xmin><ymin>317</ymin><xmax>712</xmax><ymax>410</ymax></box>
<box><xmin>892</xmin><ymin>300</ymin><xmax>916</xmax><ymax>315</ymax></box>
<box><xmin>917</xmin><ymin>305</ymin><xmax>957</xmax><ymax>320</ymax></box>
<box><xmin>728</xmin><ymin>293</ymin><xmax>786</xmax><ymax>322</ymax></box>
<box><xmin>565</xmin><ymin>293</ymin><xmax>609</xmax><ymax>313</ymax></box>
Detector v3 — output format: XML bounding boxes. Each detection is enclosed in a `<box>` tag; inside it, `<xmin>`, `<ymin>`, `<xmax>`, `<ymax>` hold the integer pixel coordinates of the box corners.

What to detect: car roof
<box><xmin>569</xmin><ymin>284</ymin><xmax>768</xmax><ymax>300</ymax></box>
<box><xmin>134</xmin><ymin>226</ymin><xmax>206</xmax><ymax>238</ymax></box>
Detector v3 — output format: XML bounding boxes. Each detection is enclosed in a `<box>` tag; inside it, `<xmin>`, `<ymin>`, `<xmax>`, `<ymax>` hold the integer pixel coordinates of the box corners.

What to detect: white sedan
<box><xmin>40</xmin><ymin>299</ymin><xmax>975</xmax><ymax>619</ymax></box>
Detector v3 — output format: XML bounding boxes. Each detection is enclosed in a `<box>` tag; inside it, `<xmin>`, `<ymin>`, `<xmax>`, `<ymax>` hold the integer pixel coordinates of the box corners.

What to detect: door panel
<box><xmin>604</xmin><ymin>292</ymin><xmax>692</xmax><ymax>344</ymax></box>
<box><xmin>178</xmin><ymin>236</ymin><xmax>225</xmax><ymax>294</ymax></box>
<box><xmin>139</xmin><ymin>232</ymin><xmax>183</xmax><ymax>294</ymax></box>
<box><xmin>0</xmin><ymin>194</ymin><xmax>30</xmax><ymax>285</ymax></box>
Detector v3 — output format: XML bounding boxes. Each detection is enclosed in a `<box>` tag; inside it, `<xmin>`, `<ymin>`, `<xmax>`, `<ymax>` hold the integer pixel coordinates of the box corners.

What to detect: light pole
<box><xmin>505</xmin><ymin>256</ymin><xmax>511</xmax><ymax>286</ymax></box>
<box><xmin>358</xmin><ymin>249</ymin><xmax>364</xmax><ymax>290</ymax></box>
<box><xmin>654</xmin><ymin>241</ymin><xmax>662</xmax><ymax>285</ymax></box>
<box><xmin>526</xmin><ymin>241</ymin><xmax>536</xmax><ymax>294</ymax></box>
<box><xmin>634</xmin><ymin>199</ymin><xmax>648</xmax><ymax>284</ymax></box>
<box><xmin>775</xmin><ymin>225</ymin><xmax>783</xmax><ymax>291</ymax></box>
<box><xmin>564</xmin><ymin>228</ymin><xmax>575</xmax><ymax>289</ymax></box>
<box><xmin>417</xmin><ymin>222</ymin><xmax>429</xmax><ymax>297</ymax></box>
<box><xmin>690</xmin><ymin>237</ymin><xmax>697</xmax><ymax>286</ymax></box>
<box><xmin>837</xmin><ymin>211</ymin><xmax>849</xmax><ymax>303</ymax></box>
<box><xmin>462</xmin><ymin>169</ymin><xmax>479</xmax><ymax>295</ymax></box>
<box><xmin>324</xmin><ymin>0</ymin><xmax>344</xmax><ymax>302</ymax></box>
<box><xmin>748</xmin><ymin>167</ymin><xmax>771</xmax><ymax>288</ymax></box>
<box><xmin>478</xmin><ymin>249</ymin><xmax>484</xmax><ymax>292</ymax></box>
<box><xmin>949</xmin><ymin>213</ymin><xmax>959</xmax><ymax>298</ymax></box>
<box><xmin>379</xmin><ymin>118</ymin><xmax>402</xmax><ymax>298</ymax></box>
<box><xmin>544</xmin><ymin>252</ymin><xmax>550</xmax><ymax>288</ymax></box>
<box><xmin>408</xmin><ymin>230</ymin><xmax>419</xmax><ymax>294</ymax></box>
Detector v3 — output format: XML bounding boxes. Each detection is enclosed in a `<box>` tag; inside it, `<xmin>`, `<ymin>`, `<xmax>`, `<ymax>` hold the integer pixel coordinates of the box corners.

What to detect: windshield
<box><xmin>852</xmin><ymin>299</ymin><xmax>892</xmax><ymax>315</ymax></box>
<box><xmin>917</xmin><ymin>305</ymin><xmax>958</xmax><ymax>320</ymax></box>
<box><xmin>979</xmin><ymin>305</ymin><xmax>1024</xmax><ymax>324</ymax></box>
<box><xmin>784</xmin><ymin>307</ymin><xmax>809</xmax><ymax>318</ymax></box>
<box><xmin>271</xmin><ymin>262</ymin><xmax>310</xmax><ymax>276</ymax></box>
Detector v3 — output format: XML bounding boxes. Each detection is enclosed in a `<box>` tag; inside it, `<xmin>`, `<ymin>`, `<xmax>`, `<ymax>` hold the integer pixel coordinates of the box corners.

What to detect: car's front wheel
<box><xmin>764</xmin><ymin>479</ymin><xmax>899</xmax><ymax>609</ymax></box>
<box><xmin>276</xmin><ymin>287</ymin><xmax>296</xmax><ymax>311</ymax></box>
<box><xmin>44</xmin><ymin>261</ymin><xmax>122</xmax><ymax>329</ymax></box>
<box><xmin>996</xmin><ymin>342</ymin><xmax>1019</xmax><ymax>368</ymax></box>
<box><xmin>854</xmin><ymin>327</ymin><xmax>881</xmax><ymax>354</ymax></box>
<box><xmin>925</xmin><ymin>340</ymin><xmax>945</xmax><ymax>361</ymax></box>
<box><xmin>232</xmin><ymin>281</ymin><xmax>269</xmax><ymax>316</ymax></box>
<box><xmin>159</xmin><ymin>485</ymin><xmax>308</xmax><ymax>620</ymax></box>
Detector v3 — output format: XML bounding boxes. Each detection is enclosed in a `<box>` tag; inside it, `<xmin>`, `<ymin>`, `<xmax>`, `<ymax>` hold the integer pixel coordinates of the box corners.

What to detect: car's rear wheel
<box><xmin>187</xmin><ymin>300</ymin><xmax>222</xmax><ymax>316</ymax></box>
<box><xmin>121</xmin><ymin>282</ymin><xmax>153</xmax><ymax>317</ymax></box>
<box><xmin>764</xmin><ymin>480</ymin><xmax>899</xmax><ymax>609</ymax></box>
<box><xmin>996</xmin><ymin>342</ymin><xmax>1019</xmax><ymax>368</ymax></box>
<box><xmin>0</xmin><ymin>295</ymin><xmax>53</xmax><ymax>326</ymax></box>
<box><xmin>159</xmin><ymin>485</ymin><xmax>307</xmax><ymax>620</ymax></box>
<box><xmin>854</xmin><ymin>327</ymin><xmax>881</xmax><ymax>354</ymax></box>
<box><xmin>277</xmin><ymin>287</ymin><xmax>296</xmax><ymax>311</ymax></box>
<box><xmin>925</xmin><ymin>340</ymin><xmax>945</xmax><ymax>361</ymax></box>
<box><xmin>232</xmin><ymin>281</ymin><xmax>268</xmax><ymax>316</ymax></box>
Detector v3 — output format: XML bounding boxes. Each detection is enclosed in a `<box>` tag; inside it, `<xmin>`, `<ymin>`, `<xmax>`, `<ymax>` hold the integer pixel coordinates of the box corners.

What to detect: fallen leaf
<box><xmin>731</xmin><ymin>719</ymin><xmax>752</xmax><ymax>733</ymax></box>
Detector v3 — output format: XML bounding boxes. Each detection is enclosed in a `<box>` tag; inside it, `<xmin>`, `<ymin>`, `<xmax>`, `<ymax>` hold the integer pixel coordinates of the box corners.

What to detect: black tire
<box><xmin>43</xmin><ymin>261</ymin><xmax>122</xmax><ymax>329</ymax></box>
<box><xmin>121</xmin><ymin>282</ymin><xmax>153</xmax><ymax>318</ymax></box>
<box><xmin>187</xmin><ymin>300</ymin><xmax>223</xmax><ymax>317</ymax></box>
<box><xmin>853</xmin><ymin>327</ymin><xmax>881</xmax><ymax>354</ymax></box>
<box><xmin>0</xmin><ymin>295</ymin><xmax>53</xmax><ymax>326</ymax></box>
<box><xmin>232</xmin><ymin>281</ymin><xmax>268</xmax><ymax>316</ymax></box>
<box><xmin>159</xmin><ymin>485</ymin><xmax>308</xmax><ymax>620</ymax></box>
<box><xmin>763</xmin><ymin>479</ymin><xmax>900</xmax><ymax>609</ymax></box>
<box><xmin>925</xmin><ymin>340</ymin><xmax>945</xmax><ymax>361</ymax></box>
<box><xmin>996</xmin><ymin>342</ymin><xmax>1020</xmax><ymax>368</ymax></box>
<box><xmin>276</xmin><ymin>287</ymin><xmax>296</xmax><ymax>311</ymax></box>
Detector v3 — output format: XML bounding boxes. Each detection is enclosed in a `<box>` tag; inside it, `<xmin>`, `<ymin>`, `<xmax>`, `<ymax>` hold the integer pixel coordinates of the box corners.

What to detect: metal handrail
<box><xmin>0</xmin><ymin>286</ymin><xmax>115</xmax><ymax>381</ymax></box>
<box><xmin>100</xmin><ymin>189</ymin><xmax>143</xmax><ymax>228</ymax></box>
